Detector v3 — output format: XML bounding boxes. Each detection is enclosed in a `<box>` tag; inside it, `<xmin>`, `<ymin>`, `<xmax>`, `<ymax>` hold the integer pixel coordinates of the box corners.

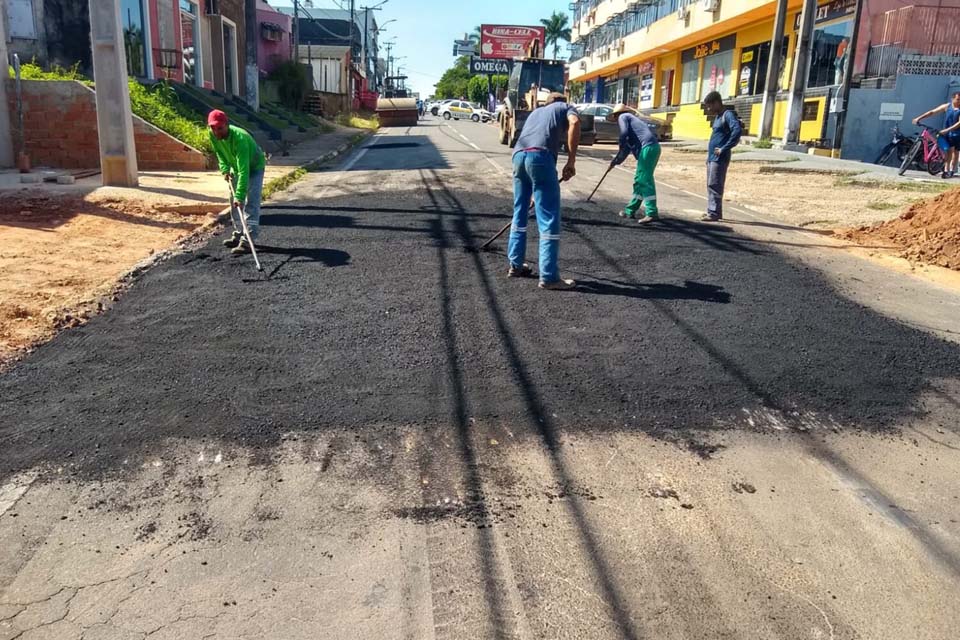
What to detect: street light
<box><xmin>361</xmin><ymin>2</ymin><xmax>392</xmax><ymax>83</ymax></box>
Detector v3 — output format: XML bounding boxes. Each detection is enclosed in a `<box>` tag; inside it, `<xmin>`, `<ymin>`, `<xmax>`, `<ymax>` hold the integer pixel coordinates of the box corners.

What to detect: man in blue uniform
<box><xmin>913</xmin><ymin>91</ymin><xmax>960</xmax><ymax>178</ymax></box>
<box><xmin>507</xmin><ymin>93</ymin><xmax>581</xmax><ymax>290</ymax></box>
<box><xmin>701</xmin><ymin>91</ymin><xmax>742</xmax><ymax>222</ymax></box>
<box><xmin>608</xmin><ymin>104</ymin><xmax>662</xmax><ymax>225</ymax></box>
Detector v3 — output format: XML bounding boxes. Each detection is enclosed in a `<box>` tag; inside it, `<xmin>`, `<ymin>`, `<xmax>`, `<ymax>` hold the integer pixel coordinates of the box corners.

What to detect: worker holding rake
<box><xmin>208</xmin><ymin>109</ymin><xmax>266</xmax><ymax>255</ymax></box>
<box><xmin>608</xmin><ymin>104</ymin><xmax>661</xmax><ymax>225</ymax></box>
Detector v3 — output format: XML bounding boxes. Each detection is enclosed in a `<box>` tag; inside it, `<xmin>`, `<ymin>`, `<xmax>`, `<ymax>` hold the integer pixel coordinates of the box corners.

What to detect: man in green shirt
<box><xmin>207</xmin><ymin>109</ymin><xmax>266</xmax><ymax>254</ymax></box>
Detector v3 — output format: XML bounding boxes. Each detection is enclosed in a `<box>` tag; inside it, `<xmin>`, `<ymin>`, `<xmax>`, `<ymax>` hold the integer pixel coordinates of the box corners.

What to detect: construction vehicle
<box><xmin>376</xmin><ymin>75</ymin><xmax>419</xmax><ymax>127</ymax></box>
<box><xmin>498</xmin><ymin>42</ymin><xmax>595</xmax><ymax>148</ymax></box>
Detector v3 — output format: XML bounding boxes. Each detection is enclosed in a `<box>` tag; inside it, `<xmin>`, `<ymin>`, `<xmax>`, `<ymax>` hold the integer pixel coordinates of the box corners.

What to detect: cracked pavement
<box><xmin>2</xmin><ymin>118</ymin><xmax>960</xmax><ymax>639</ymax></box>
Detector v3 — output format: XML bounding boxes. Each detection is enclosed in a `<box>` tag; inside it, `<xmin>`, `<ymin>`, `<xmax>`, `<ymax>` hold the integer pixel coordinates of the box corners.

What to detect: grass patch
<box><xmin>128</xmin><ymin>81</ymin><xmax>211</xmax><ymax>153</ymax></box>
<box><xmin>262</xmin><ymin>167</ymin><xmax>307</xmax><ymax>201</ymax></box>
<box><xmin>336</xmin><ymin>112</ymin><xmax>379</xmax><ymax>130</ymax></box>
<box><xmin>753</xmin><ymin>138</ymin><xmax>774</xmax><ymax>149</ymax></box>
<box><xmin>866</xmin><ymin>200</ymin><xmax>900</xmax><ymax>211</ymax></box>
<box><xmin>833</xmin><ymin>177</ymin><xmax>955</xmax><ymax>193</ymax></box>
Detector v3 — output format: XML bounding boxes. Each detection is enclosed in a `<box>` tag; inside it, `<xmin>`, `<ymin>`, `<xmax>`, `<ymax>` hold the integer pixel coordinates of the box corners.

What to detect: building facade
<box><xmin>568</xmin><ymin>0</ymin><xmax>960</xmax><ymax>144</ymax></box>
<box><xmin>3</xmin><ymin>0</ymin><xmax>294</xmax><ymax>98</ymax></box>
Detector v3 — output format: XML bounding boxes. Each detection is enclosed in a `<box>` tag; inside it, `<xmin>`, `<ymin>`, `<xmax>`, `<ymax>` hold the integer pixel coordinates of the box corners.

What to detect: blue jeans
<box><xmin>508</xmin><ymin>150</ymin><xmax>561</xmax><ymax>283</ymax></box>
<box><xmin>231</xmin><ymin>168</ymin><xmax>265</xmax><ymax>240</ymax></box>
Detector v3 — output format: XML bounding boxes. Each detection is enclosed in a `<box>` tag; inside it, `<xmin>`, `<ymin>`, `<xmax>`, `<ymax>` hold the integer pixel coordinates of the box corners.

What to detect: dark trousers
<box><xmin>706</xmin><ymin>154</ymin><xmax>731</xmax><ymax>218</ymax></box>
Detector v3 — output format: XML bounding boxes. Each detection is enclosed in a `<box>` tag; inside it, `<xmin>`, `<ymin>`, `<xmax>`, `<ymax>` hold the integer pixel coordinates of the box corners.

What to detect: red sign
<box><xmin>480</xmin><ymin>24</ymin><xmax>545</xmax><ymax>60</ymax></box>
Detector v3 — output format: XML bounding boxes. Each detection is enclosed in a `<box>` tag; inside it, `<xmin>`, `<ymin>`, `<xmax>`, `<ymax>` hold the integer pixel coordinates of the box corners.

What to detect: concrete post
<box><xmin>759</xmin><ymin>0</ymin><xmax>788</xmax><ymax>140</ymax></box>
<box><xmin>0</xmin><ymin>4</ymin><xmax>16</xmax><ymax>167</ymax></box>
<box><xmin>783</xmin><ymin>0</ymin><xmax>817</xmax><ymax>146</ymax></box>
<box><xmin>89</xmin><ymin>0</ymin><xmax>138</xmax><ymax>187</ymax></box>
<box><xmin>245</xmin><ymin>0</ymin><xmax>259</xmax><ymax>111</ymax></box>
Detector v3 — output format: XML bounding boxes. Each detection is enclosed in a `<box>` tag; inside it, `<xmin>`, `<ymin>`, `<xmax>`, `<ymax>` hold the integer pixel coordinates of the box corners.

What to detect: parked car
<box><xmin>431</xmin><ymin>99</ymin><xmax>456</xmax><ymax>116</ymax></box>
<box><xmin>439</xmin><ymin>101</ymin><xmax>489</xmax><ymax>122</ymax></box>
<box><xmin>577</xmin><ymin>104</ymin><xmax>673</xmax><ymax>142</ymax></box>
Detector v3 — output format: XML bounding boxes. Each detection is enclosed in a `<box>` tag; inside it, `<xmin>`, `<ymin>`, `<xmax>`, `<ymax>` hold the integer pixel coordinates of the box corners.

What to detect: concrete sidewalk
<box><xmin>0</xmin><ymin>124</ymin><xmax>369</xmax><ymax>209</ymax></box>
<box><xmin>580</xmin><ymin>139</ymin><xmax>949</xmax><ymax>185</ymax></box>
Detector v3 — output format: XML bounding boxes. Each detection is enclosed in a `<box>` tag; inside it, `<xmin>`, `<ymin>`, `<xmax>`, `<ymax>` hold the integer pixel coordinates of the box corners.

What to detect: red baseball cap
<box><xmin>207</xmin><ymin>109</ymin><xmax>228</xmax><ymax>127</ymax></box>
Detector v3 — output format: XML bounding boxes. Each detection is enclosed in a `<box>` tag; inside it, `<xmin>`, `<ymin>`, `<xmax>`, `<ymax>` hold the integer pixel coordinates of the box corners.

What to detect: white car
<box><xmin>430</xmin><ymin>99</ymin><xmax>456</xmax><ymax>116</ymax></box>
<box><xmin>439</xmin><ymin>101</ymin><xmax>487</xmax><ymax>122</ymax></box>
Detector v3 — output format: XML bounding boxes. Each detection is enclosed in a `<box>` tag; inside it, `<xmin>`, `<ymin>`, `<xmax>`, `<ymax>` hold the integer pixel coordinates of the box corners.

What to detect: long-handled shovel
<box><xmin>475</xmin><ymin>176</ymin><xmax>569</xmax><ymax>253</ymax></box>
<box><xmin>228</xmin><ymin>181</ymin><xmax>263</xmax><ymax>273</ymax></box>
<box><xmin>585</xmin><ymin>163</ymin><xmax>615</xmax><ymax>203</ymax></box>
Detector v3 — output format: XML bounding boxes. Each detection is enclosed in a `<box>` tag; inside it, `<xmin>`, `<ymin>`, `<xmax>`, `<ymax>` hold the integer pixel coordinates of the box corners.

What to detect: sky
<box><xmin>271</xmin><ymin>0</ymin><xmax>569</xmax><ymax>97</ymax></box>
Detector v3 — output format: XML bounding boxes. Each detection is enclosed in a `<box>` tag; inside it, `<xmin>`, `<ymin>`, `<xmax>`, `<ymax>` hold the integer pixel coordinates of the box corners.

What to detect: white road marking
<box><xmin>486</xmin><ymin>156</ymin><xmax>507</xmax><ymax>175</ymax></box>
<box><xmin>342</xmin><ymin>147</ymin><xmax>369</xmax><ymax>172</ymax></box>
<box><xmin>0</xmin><ymin>472</ymin><xmax>37</xmax><ymax>516</ymax></box>
<box><xmin>469</xmin><ymin>142</ymin><xmax>480</xmax><ymax>150</ymax></box>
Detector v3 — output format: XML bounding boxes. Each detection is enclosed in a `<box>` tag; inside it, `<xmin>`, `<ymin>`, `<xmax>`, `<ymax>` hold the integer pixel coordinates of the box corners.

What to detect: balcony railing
<box><xmin>570</xmin><ymin>0</ymin><xmax>702</xmax><ymax>62</ymax></box>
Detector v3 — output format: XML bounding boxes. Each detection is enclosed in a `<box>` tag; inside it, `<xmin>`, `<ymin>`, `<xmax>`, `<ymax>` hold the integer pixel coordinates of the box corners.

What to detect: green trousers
<box><xmin>624</xmin><ymin>144</ymin><xmax>661</xmax><ymax>218</ymax></box>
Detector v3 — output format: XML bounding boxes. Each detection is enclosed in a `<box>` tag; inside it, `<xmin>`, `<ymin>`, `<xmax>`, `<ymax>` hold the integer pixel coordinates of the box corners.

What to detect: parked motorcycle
<box><xmin>875</xmin><ymin>125</ymin><xmax>925</xmax><ymax>171</ymax></box>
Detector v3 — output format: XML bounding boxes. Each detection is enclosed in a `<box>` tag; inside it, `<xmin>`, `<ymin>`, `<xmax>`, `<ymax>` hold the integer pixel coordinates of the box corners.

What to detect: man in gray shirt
<box><xmin>507</xmin><ymin>94</ymin><xmax>581</xmax><ymax>290</ymax></box>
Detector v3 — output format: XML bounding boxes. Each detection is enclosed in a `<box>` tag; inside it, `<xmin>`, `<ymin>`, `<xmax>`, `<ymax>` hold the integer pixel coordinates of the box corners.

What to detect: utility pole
<box><xmin>832</xmin><ymin>0</ymin><xmax>865</xmax><ymax>154</ymax></box>
<box><xmin>784</xmin><ymin>0</ymin><xmax>817</xmax><ymax>147</ymax></box>
<box><xmin>89</xmin><ymin>0</ymin><xmax>138</xmax><ymax>186</ymax></box>
<box><xmin>759</xmin><ymin>0</ymin><xmax>788</xmax><ymax>140</ymax></box>
<box><xmin>0</xmin><ymin>2</ymin><xmax>15</xmax><ymax>167</ymax></box>
<box><xmin>293</xmin><ymin>0</ymin><xmax>299</xmax><ymax>63</ymax></box>
<box><xmin>245</xmin><ymin>0</ymin><xmax>259</xmax><ymax>110</ymax></box>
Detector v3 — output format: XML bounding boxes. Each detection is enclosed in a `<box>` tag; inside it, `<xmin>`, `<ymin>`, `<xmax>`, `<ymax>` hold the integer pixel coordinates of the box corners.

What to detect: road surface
<box><xmin>2</xmin><ymin>116</ymin><xmax>960</xmax><ymax>639</ymax></box>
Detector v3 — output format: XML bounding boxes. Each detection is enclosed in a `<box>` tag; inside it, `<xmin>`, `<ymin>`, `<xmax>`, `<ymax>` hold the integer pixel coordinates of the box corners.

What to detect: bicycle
<box><xmin>899</xmin><ymin>125</ymin><xmax>946</xmax><ymax>176</ymax></box>
<box><xmin>875</xmin><ymin>125</ymin><xmax>917</xmax><ymax>168</ymax></box>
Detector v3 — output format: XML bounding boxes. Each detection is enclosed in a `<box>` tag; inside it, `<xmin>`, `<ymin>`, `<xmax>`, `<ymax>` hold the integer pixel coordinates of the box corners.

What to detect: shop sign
<box><xmin>469</xmin><ymin>57</ymin><xmax>513</xmax><ymax>75</ymax></box>
<box><xmin>640</xmin><ymin>73</ymin><xmax>654</xmax><ymax>109</ymax></box>
<box><xmin>794</xmin><ymin>0</ymin><xmax>856</xmax><ymax>30</ymax></box>
<box><xmin>879</xmin><ymin>102</ymin><xmax>905</xmax><ymax>121</ymax></box>
<box><xmin>479</xmin><ymin>24</ymin><xmax>545</xmax><ymax>60</ymax></box>
<box><xmin>638</xmin><ymin>60</ymin><xmax>655</xmax><ymax>74</ymax></box>
<box><xmin>681</xmin><ymin>34</ymin><xmax>736</xmax><ymax>63</ymax></box>
<box><xmin>618</xmin><ymin>65</ymin><xmax>637</xmax><ymax>79</ymax></box>
<box><xmin>741</xmin><ymin>51</ymin><xmax>754</xmax><ymax>64</ymax></box>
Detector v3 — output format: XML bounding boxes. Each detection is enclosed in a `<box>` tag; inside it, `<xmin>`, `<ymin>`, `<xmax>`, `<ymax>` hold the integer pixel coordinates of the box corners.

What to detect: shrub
<box><xmin>127</xmin><ymin>80</ymin><xmax>212</xmax><ymax>153</ymax></box>
<box><xmin>269</xmin><ymin>61</ymin><xmax>311</xmax><ymax>111</ymax></box>
<box><xmin>753</xmin><ymin>138</ymin><xmax>773</xmax><ymax>149</ymax></box>
<box><xmin>335</xmin><ymin>112</ymin><xmax>378</xmax><ymax>130</ymax></box>
<box><xmin>9</xmin><ymin>60</ymin><xmax>88</xmax><ymax>82</ymax></box>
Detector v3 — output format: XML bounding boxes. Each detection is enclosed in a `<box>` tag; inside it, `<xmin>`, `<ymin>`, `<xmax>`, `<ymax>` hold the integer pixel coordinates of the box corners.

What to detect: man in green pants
<box><xmin>608</xmin><ymin>104</ymin><xmax>661</xmax><ymax>225</ymax></box>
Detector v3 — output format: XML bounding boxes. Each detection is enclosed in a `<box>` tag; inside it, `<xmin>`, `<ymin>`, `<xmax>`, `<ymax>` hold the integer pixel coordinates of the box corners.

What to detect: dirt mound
<box><xmin>840</xmin><ymin>187</ymin><xmax>960</xmax><ymax>269</ymax></box>
<box><xmin>0</xmin><ymin>191</ymin><xmax>218</xmax><ymax>368</ymax></box>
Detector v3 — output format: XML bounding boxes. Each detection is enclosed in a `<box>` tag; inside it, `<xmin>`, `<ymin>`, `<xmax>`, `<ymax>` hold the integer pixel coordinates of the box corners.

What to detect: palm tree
<box><xmin>541</xmin><ymin>12</ymin><xmax>572</xmax><ymax>60</ymax></box>
<box><xmin>468</xmin><ymin>25</ymin><xmax>482</xmax><ymax>48</ymax></box>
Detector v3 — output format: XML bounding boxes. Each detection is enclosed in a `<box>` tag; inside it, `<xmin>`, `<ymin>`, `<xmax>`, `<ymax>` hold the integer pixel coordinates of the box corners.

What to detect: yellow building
<box><xmin>568</xmin><ymin>0</ymin><xmax>860</xmax><ymax>142</ymax></box>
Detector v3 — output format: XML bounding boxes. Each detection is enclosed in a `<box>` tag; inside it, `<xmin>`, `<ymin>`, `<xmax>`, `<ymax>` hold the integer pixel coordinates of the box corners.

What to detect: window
<box><xmin>595</xmin><ymin>105</ymin><xmax>612</xmax><ymax>118</ymax></box>
<box><xmin>808</xmin><ymin>20</ymin><xmax>854</xmax><ymax>88</ymax></box>
<box><xmin>680</xmin><ymin>58</ymin><xmax>700</xmax><ymax>104</ymax></box>
<box><xmin>623</xmin><ymin>76</ymin><xmax>640</xmax><ymax>108</ymax></box>
<box><xmin>603</xmin><ymin>80</ymin><xmax>619</xmax><ymax>104</ymax></box>
<box><xmin>122</xmin><ymin>0</ymin><xmax>148</xmax><ymax>77</ymax></box>
<box><xmin>700</xmin><ymin>50</ymin><xmax>734</xmax><ymax>98</ymax></box>
<box><xmin>180</xmin><ymin>0</ymin><xmax>202</xmax><ymax>87</ymax></box>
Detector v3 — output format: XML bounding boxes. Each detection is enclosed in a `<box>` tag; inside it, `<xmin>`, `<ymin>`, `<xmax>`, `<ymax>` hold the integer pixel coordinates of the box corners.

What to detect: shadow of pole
<box><xmin>568</xmin><ymin>221</ymin><xmax>960</xmax><ymax>583</ymax></box>
<box><xmin>427</xmin><ymin>169</ymin><xmax>645</xmax><ymax>640</ymax></box>
<box><xmin>422</xmin><ymin>170</ymin><xmax>517</xmax><ymax>640</ymax></box>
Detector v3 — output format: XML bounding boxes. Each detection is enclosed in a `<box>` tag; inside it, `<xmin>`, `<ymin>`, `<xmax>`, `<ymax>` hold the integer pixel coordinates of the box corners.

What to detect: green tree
<box><xmin>435</xmin><ymin>56</ymin><xmax>471</xmax><ymax>99</ymax></box>
<box><xmin>467</xmin><ymin>76</ymin><xmax>488</xmax><ymax>105</ymax></box>
<box><xmin>567</xmin><ymin>79</ymin><xmax>585</xmax><ymax>103</ymax></box>
<box><xmin>468</xmin><ymin>26</ymin><xmax>482</xmax><ymax>47</ymax></box>
<box><xmin>540</xmin><ymin>11</ymin><xmax>572</xmax><ymax>60</ymax></box>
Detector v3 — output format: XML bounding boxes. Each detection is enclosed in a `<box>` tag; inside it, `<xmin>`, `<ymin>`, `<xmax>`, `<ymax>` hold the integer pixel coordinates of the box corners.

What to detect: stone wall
<box><xmin>7</xmin><ymin>79</ymin><xmax>212</xmax><ymax>171</ymax></box>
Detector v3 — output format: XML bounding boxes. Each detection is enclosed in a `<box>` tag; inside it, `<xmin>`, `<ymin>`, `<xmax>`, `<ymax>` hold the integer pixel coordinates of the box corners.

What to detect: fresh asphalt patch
<box><xmin>2</xmin><ymin>167</ymin><xmax>960</xmax><ymax>484</ymax></box>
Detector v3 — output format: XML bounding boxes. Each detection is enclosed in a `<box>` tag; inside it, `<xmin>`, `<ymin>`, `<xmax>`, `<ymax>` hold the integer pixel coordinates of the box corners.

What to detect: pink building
<box><xmin>257</xmin><ymin>0</ymin><xmax>292</xmax><ymax>76</ymax></box>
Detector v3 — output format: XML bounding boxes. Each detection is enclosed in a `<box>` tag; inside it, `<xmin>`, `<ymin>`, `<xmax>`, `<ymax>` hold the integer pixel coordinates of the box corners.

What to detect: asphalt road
<box><xmin>2</xmin><ymin>116</ymin><xmax>960</xmax><ymax>639</ymax></box>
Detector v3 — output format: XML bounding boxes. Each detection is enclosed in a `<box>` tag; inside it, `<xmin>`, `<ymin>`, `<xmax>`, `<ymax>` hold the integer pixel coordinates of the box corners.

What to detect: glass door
<box><xmin>122</xmin><ymin>0</ymin><xmax>147</xmax><ymax>77</ymax></box>
<box><xmin>180</xmin><ymin>0</ymin><xmax>202</xmax><ymax>87</ymax></box>
<box><xmin>223</xmin><ymin>22</ymin><xmax>236</xmax><ymax>95</ymax></box>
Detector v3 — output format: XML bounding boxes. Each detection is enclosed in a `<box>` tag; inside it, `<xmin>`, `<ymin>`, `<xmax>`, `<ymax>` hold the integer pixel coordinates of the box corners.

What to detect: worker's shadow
<box><xmin>255</xmin><ymin>245</ymin><xmax>351</xmax><ymax>279</ymax></box>
<box><xmin>577</xmin><ymin>279</ymin><xmax>731</xmax><ymax>303</ymax></box>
